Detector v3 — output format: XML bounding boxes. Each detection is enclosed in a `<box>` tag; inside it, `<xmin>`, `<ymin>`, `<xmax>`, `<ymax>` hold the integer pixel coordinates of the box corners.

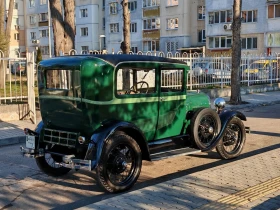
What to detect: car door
<box><xmin>155</xmin><ymin>65</ymin><xmax>187</xmax><ymax>140</ymax></box>
<box><xmin>114</xmin><ymin>62</ymin><xmax>159</xmax><ymax>141</ymax></box>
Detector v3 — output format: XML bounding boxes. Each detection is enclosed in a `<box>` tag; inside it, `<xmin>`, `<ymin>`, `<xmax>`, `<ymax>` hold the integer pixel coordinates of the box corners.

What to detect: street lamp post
<box><xmin>99</xmin><ymin>35</ymin><xmax>106</xmax><ymax>53</ymax></box>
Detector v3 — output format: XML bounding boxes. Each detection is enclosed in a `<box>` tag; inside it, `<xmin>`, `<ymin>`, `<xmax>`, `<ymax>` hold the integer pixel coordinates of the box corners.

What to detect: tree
<box><xmin>36</xmin><ymin>48</ymin><xmax>43</xmax><ymax>64</ymax></box>
<box><xmin>230</xmin><ymin>0</ymin><xmax>242</xmax><ymax>105</ymax></box>
<box><xmin>120</xmin><ymin>0</ymin><xmax>130</xmax><ymax>54</ymax></box>
<box><xmin>120</xmin><ymin>0</ymin><xmax>131</xmax><ymax>90</ymax></box>
<box><xmin>49</xmin><ymin>0</ymin><xmax>75</xmax><ymax>56</ymax></box>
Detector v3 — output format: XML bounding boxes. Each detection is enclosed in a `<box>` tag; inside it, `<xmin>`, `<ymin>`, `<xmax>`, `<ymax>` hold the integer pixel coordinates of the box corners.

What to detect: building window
<box><xmin>103</xmin><ymin>18</ymin><xmax>105</xmax><ymax>29</ymax></box>
<box><xmin>143</xmin><ymin>18</ymin><xmax>160</xmax><ymax>30</ymax></box>
<box><xmin>131</xmin><ymin>46</ymin><xmax>138</xmax><ymax>53</ymax></box>
<box><xmin>29</xmin><ymin>0</ymin><xmax>35</xmax><ymax>7</ymax></box>
<box><xmin>209</xmin><ymin>36</ymin><xmax>232</xmax><ymax>48</ymax></box>
<box><xmin>143</xmin><ymin>40</ymin><xmax>159</xmax><ymax>51</ymax></box>
<box><xmin>209</xmin><ymin>10</ymin><xmax>232</xmax><ymax>24</ymax></box>
<box><xmin>103</xmin><ymin>0</ymin><xmax>105</xmax><ymax>9</ymax></box>
<box><xmin>198</xmin><ymin>29</ymin><xmax>206</xmax><ymax>43</ymax></box>
<box><xmin>143</xmin><ymin>0</ymin><xmax>160</xmax><ymax>7</ymax></box>
<box><xmin>110</xmin><ymin>2</ymin><xmax>118</xmax><ymax>14</ymax></box>
<box><xmin>268</xmin><ymin>4</ymin><xmax>280</xmax><ymax>18</ymax></box>
<box><xmin>167</xmin><ymin>18</ymin><xmax>178</xmax><ymax>29</ymax></box>
<box><xmin>167</xmin><ymin>0</ymin><xmax>178</xmax><ymax>6</ymax></box>
<box><xmin>40</xmin><ymin>0</ymin><xmax>47</xmax><ymax>5</ymax></box>
<box><xmin>110</xmin><ymin>23</ymin><xmax>119</xmax><ymax>33</ymax></box>
<box><xmin>81</xmin><ymin>46</ymin><xmax>89</xmax><ymax>54</ymax></box>
<box><xmin>242</xmin><ymin>10</ymin><xmax>257</xmax><ymax>22</ymax></box>
<box><xmin>14</xmin><ymin>3</ymin><xmax>18</xmax><ymax>9</ymax></box>
<box><xmin>40</xmin><ymin>29</ymin><xmax>49</xmax><ymax>37</ymax></box>
<box><xmin>80</xmin><ymin>9</ymin><xmax>88</xmax><ymax>17</ymax></box>
<box><xmin>41</xmin><ymin>46</ymin><xmax>49</xmax><ymax>55</ymax></box>
<box><xmin>14</xmin><ymin>17</ymin><xmax>19</xmax><ymax>25</ymax></box>
<box><xmin>30</xmin><ymin>15</ymin><xmax>36</xmax><ymax>24</ymax></box>
<box><xmin>14</xmin><ymin>33</ymin><xmax>20</xmax><ymax>40</ymax></box>
<box><xmin>30</xmin><ymin>32</ymin><xmax>36</xmax><ymax>40</ymax></box>
<box><xmin>198</xmin><ymin>6</ymin><xmax>205</xmax><ymax>20</ymax></box>
<box><xmin>39</xmin><ymin>13</ymin><xmax>48</xmax><ymax>22</ymax></box>
<box><xmin>128</xmin><ymin>1</ymin><xmax>137</xmax><ymax>12</ymax></box>
<box><xmin>166</xmin><ymin>41</ymin><xmax>178</xmax><ymax>52</ymax></box>
<box><xmin>241</xmin><ymin>37</ymin><xmax>257</xmax><ymax>49</ymax></box>
<box><xmin>81</xmin><ymin>27</ymin><xmax>88</xmax><ymax>36</ymax></box>
<box><xmin>130</xmin><ymin>23</ymin><xmax>137</xmax><ymax>33</ymax></box>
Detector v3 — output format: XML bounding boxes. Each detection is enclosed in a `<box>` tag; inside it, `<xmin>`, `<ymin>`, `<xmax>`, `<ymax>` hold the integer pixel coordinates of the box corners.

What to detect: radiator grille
<box><xmin>43</xmin><ymin>128</ymin><xmax>78</xmax><ymax>147</ymax></box>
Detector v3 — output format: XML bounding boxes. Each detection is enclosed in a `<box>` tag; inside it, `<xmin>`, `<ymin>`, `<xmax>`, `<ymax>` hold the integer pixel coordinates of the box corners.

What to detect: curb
<box><xmin>0</xmin><ymin>136</ymin><xmax>26</xmax><ymax>147</ymax></box>
<box><xmin>226</xmin><ymin>100</ymin><xmax>280</xmax><ymax>110</ymax></box>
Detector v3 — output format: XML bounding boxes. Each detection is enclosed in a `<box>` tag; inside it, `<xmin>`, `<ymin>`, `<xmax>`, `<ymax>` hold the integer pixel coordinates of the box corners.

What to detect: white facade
<box><xmin>24</xmin><ymin>0</ymin><xmax>53</xmax><ymax>59</ymax></box>
<box><xmin>205</xmin><ymin>0</ymin><xmax>280</xmax><ymax>54</ymax></box>
<box><xmin>75</xmin><ymin>0</ymin><xmax>105</xmax><ymax>53</ymax></box>
<box><xmin>105</xmin><ymin>0</ymin><xmax>143</xmax><ymax>53</ymax></box>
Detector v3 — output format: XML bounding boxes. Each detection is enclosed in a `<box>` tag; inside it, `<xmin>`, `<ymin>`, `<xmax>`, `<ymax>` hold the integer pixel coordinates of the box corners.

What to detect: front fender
<box><xmin>202</xmin><ymin>110</ymin><xmax>246</xmax><ymax>152</ymax></box>
<box><xmin>86</xmin><ymin>121</ymin><xmax>150</xmax><ymax>169</ymax></box>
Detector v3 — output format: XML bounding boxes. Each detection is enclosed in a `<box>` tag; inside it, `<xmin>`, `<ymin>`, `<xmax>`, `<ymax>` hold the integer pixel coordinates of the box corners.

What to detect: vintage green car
<box><xmin>21</xmin><ymin>55</ymin><xmax>248</xmax><ymax>192</ymax></box>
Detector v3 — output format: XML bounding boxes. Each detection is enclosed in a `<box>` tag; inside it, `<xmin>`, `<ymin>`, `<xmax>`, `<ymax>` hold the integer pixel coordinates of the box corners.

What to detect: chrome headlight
<box><xmin>214</xmin><ymin>98</ymin><xmax>226</xmax><ymax>109</ymax></box>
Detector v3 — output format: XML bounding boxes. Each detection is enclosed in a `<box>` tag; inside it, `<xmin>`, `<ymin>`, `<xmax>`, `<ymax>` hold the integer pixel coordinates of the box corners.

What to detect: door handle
<box><xmin>160</xmin><ymin>97</ymin><xmax>166</xmax><ymax>102</ymax></box>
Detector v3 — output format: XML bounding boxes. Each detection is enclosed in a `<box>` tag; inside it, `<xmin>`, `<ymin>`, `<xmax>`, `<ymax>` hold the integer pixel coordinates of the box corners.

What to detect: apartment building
<box><xmin>75</xmin><ymin>0</ymin><xmax>105</xmax><ymax>53</ymax></box>
<box><xmin>160</xmin><ymin>0</ymin><xmax>206</xmax><ymax>54</ymax></box>
<box><xmin>104</xmin><ymin>0</ymin><xmax>143</xmax><ymax>53</ymax></box>
<box><xmin>4</xmin><ymin>0</ymin><xmax>26</xmax><ymax>58</ymax></box>
<box><xmin>24</xmin><ymin>0</ymin><xmax>53</xmax><ymax>59</ymax></box>
<box><xmin>205</xmin><ymin>0</ymin><xmax>280</xmax><ymax>55</ymax></box>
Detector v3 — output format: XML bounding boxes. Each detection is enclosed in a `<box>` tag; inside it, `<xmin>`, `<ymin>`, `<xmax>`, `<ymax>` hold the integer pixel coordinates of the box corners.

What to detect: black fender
<box><xmin>202</xmin><ymin>110</ymin><xmax>246</xmax><ymax>152</ymax></box>
<box><xmin>86</xmin><ymin>121</ymin><xmax>150</xmax><ymax>169</ymax></box>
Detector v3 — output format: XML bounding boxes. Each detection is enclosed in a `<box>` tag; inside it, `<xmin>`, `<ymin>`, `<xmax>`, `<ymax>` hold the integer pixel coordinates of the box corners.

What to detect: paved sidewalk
<box><xmin>78</xmin><ymin>148</ymin><xmax>280</xmax><ymax>210</ymax></box>
<box><xmin>0</xmin><ymin>120</ymin><xmax>36</xmax><ymax>146</ymax></box>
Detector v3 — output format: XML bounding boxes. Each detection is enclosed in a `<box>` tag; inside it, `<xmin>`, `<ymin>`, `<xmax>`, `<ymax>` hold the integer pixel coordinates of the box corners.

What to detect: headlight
<box><xmin>214</xmin><ymin>97</ymin><xmax>226</xmax><ymax>109</ymax></box>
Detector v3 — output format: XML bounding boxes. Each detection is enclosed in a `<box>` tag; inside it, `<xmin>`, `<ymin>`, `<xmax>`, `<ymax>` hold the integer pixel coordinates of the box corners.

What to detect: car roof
<box><xmin>39</xmin><ymin>54</ymin><xmax>187</xmax><ymax>69</ymax></box>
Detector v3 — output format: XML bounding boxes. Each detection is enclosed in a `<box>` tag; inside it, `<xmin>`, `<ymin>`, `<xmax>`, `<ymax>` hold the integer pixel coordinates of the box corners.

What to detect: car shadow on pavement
<box><xmin>250</xmin><ymin>130</ymin><xmax>280</xmax><ymax>137</ymax></box>
<box><xmin>251</xmin><ymin>195</ymin><xmax>280</xmax><ymax>210</ymax></box>
<box><xmin>51</xmin><ymin>143</ymin><xmax>280</xmax><ymax>210</ymax></box>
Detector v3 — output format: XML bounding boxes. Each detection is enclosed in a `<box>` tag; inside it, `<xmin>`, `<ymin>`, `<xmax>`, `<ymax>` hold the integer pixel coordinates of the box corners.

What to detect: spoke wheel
<box><xmin>96</xmin><ymin>134</ymin><xmax>142</xmax><ymax>193</ymax></box>
<box><xmin>191</xmin><ymin>108</ymin><xmax>221</xmax><ymax>150</ymax></box>
<box><xmin>216</xmin><ymin>117</ymin><xmax>246</xmax><ymax>159</ymax></box>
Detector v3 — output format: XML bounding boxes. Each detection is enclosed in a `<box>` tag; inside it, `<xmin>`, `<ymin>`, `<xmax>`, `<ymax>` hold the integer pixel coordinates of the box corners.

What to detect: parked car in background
<box><xmin>11</xmin><ymin>62</ymin><xmax>26</xmax><ymax>75</ymax></box>
<box><xmin>244</xmin><ymin>60</ymin><xmax>278</xmax><ymax>80</ymax></box>
<box><xmin>192</xmin><ymin>61</ymin><xmax>231</xmax><ymax>80</ymax></box>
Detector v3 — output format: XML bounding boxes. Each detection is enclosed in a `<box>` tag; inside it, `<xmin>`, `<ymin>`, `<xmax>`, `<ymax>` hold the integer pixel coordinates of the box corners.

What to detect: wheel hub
<box><xmin>208</xmin><ymin>126</ymin><xmax>214</xmax><ymax>134</ymax></box>
<box><xmin>110</xmin><ymin>154</ymin><xmax>128</xmax><ymax>174</ymax></box>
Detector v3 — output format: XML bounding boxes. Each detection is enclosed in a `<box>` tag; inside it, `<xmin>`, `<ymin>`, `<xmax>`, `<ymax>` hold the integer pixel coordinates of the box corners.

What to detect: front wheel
<box><xmin>96</xmin><ymin>134</ymin><xmax>142</xmax><ymax>193</ymax></box>
<box><xmin>216</xmin><ymin>117</ymin><xmax>246</xmax><ymax>159</ymax></box>
<box><xmin>190</xmin><ymin>108</ymin><xmax>221</xmax><ymax>150</ymax></box>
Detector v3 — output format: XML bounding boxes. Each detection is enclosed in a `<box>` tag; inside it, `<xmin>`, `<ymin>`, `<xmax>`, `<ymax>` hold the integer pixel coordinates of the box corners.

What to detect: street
<box><xmin>0</xmin><ymin>104</ymin><xmax>279</xmax><ymax>209</ymax></box>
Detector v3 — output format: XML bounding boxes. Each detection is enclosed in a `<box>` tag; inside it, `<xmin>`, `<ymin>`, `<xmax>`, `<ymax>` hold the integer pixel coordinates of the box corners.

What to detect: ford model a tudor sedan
<box><xmin>21</xmin><ymin>55</ymin><xmax>249</xmax><ymax>192</ymax></box>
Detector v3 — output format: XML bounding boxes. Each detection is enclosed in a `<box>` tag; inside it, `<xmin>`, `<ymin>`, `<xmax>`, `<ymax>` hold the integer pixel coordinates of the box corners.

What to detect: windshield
<box><xmin>250</xmin><ymin>63</ymin><xmax>265</xmax><ymax>69</ymax></box>
<box><xmin>193</xmin><ymin>63</ymin><xmax>207</xmax><ymax>68</ymax></box>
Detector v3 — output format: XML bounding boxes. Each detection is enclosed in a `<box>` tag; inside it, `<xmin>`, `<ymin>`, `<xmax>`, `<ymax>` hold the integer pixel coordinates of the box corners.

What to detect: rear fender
<box><xmin>87</xmin><ymin>121</ymin><xmax>150</xmax><ymax>169</ymax></box>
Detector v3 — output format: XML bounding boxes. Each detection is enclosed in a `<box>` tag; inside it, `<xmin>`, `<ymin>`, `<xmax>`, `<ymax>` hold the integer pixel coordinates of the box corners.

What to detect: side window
<box><xmin>161</xmin><ymin>69</ymin><xmax>183</xmax><ymax>92</ymax></box>
<box><xmin>116</xmin><ymin>68</ymin><xmax>156</xmax><ymax>95</ymax></box>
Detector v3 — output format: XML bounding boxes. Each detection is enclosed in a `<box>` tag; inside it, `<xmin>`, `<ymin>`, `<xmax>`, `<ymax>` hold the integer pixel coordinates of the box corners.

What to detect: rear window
<box><xmin>45</xmin><ymin>70</ymin><xmax>80</xmax><ymax>90</ymax></box>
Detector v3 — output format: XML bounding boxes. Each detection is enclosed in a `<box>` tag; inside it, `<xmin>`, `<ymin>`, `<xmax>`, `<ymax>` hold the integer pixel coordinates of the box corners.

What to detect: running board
<box><xmin>150</xmin><ymin>147</ymin><xmax>201</xmax><ymax>161</ymax></box>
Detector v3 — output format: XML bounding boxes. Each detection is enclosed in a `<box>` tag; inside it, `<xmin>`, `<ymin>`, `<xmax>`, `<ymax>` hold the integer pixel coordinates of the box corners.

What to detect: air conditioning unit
<box><xmin>32</xmin><ymin>39</ymin><xmax>40</xmax><ymax>44</ymax></box>
<box><xmin>223</xmin><ymin>24</ymin><xmax>232</xmax><ymax>30</ymax></box>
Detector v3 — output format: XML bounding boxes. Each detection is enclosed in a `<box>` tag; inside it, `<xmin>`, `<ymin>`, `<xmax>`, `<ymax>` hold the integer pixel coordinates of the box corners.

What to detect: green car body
<box><xmin>38</xmin><ymin>55</ymin><xmax>210</xmax><ymax>143</ymax></box>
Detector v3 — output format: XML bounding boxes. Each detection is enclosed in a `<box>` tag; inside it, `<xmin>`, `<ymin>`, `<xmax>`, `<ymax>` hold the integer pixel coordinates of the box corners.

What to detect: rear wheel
<box><xmin>216</xmin><ymin>117</ymin><xmax>246</xmax><ymax>159</ymax></box>
<box><xmin>96</xmin><ymin>134</ymin><xmax>142</xmax><ymax>193</ymax></box>
<box><xmin>191</xmin><ymin>108</ymin><xmax>221</xmax><ymax>150</ymax></box>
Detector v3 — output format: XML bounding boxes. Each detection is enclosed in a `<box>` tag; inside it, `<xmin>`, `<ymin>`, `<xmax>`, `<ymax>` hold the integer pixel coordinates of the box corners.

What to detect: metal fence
<box><xmin>0</xmin><ymin>52</ymin><xmax>36</xmax><ymax>105</ymax></box>
<box><xmin>66</xmin><ymin>49</ymin><xmax>280</xmax><ymax>90</ymax></box>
